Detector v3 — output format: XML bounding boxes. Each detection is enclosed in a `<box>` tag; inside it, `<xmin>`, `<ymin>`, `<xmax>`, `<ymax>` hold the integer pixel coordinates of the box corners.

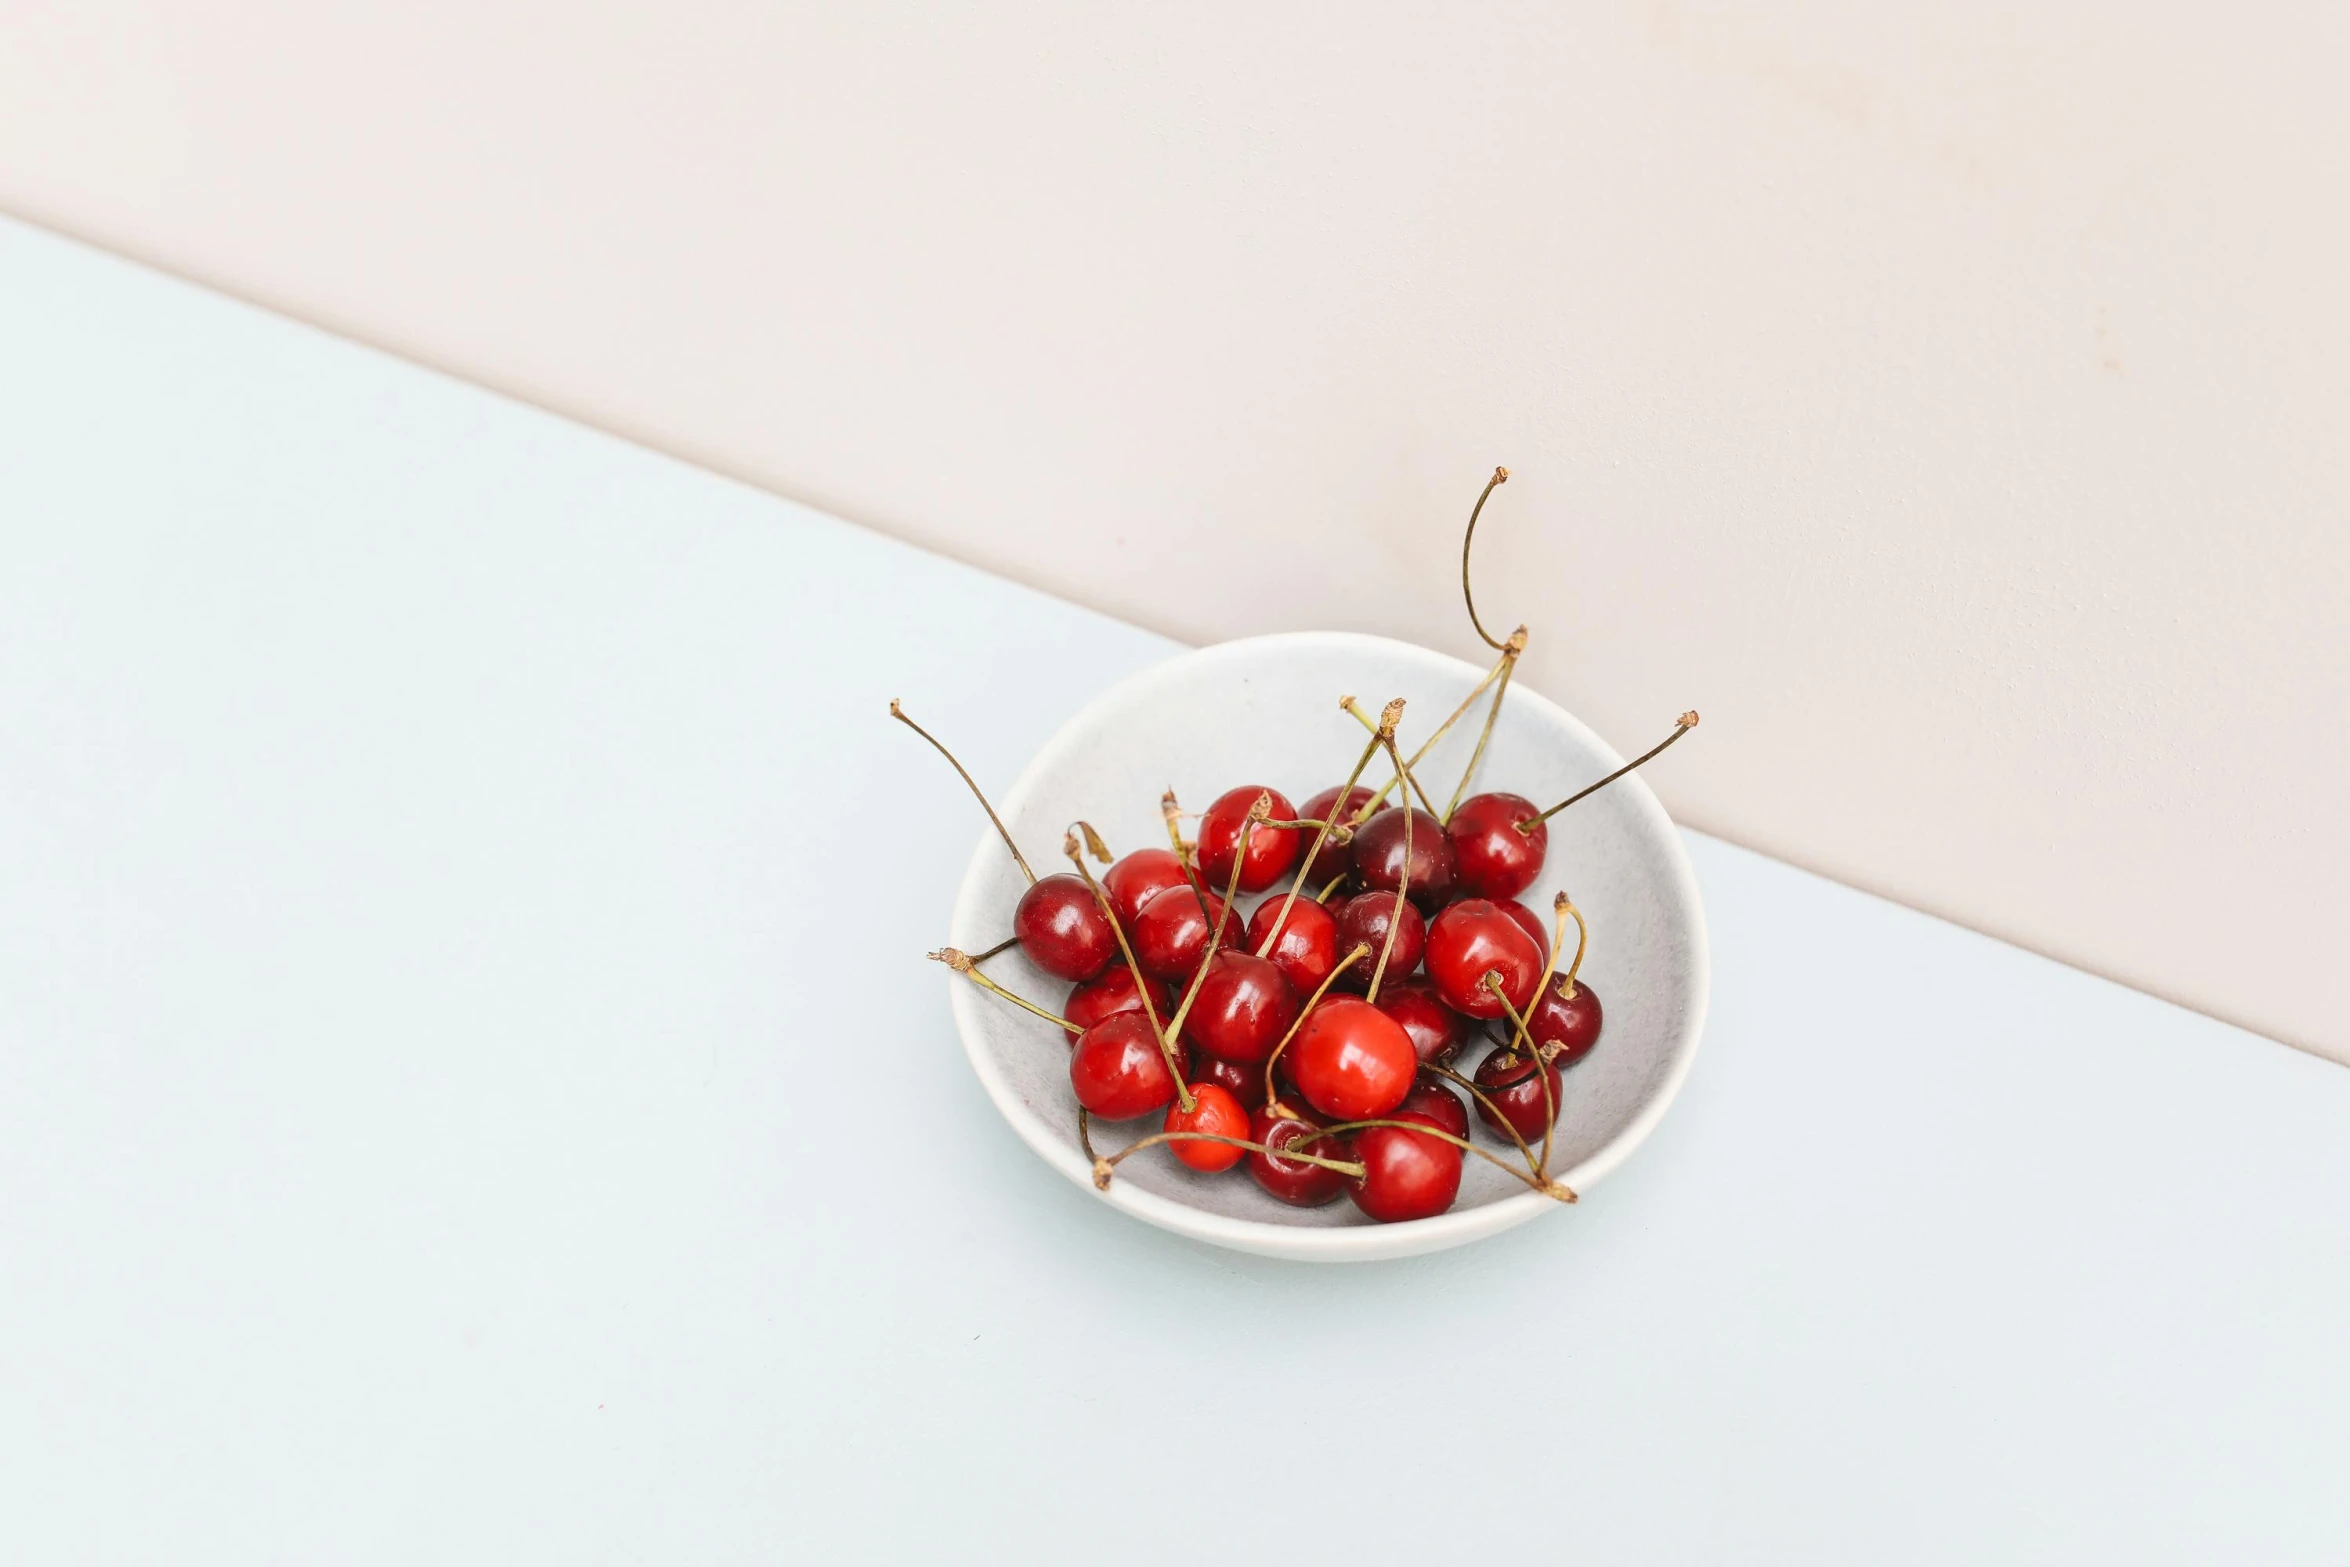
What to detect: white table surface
<box><xmin>3</xmin><ymin>214</ymin><xmax>2346</xmax><ymax>1564</ymax></box>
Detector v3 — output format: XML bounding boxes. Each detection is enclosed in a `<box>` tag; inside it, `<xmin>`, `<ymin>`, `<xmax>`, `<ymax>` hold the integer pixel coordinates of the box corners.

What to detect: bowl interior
<box><xmin>947</xmin><ymin>631</ymin><xmax>1707</xmax><ymax>1260</ymax></box>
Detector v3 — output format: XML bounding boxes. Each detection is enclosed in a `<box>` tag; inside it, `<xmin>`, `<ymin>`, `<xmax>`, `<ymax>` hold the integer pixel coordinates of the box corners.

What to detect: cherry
<box><xmin>1183</xmin><ymin>951</ymin><xmax>1300</xmax><ymax>1064</ymax></box>
<box><xmin>1448</xmin><ymin>791</ymin><xmax>1548</xmax><ymax>901</ymax></box>
<box><xmin>1423</xmin><ymin>898</ymin><xmax>1544</xmax><ymax>1018</ymax></box>
<box><xmin>1297</xmin><ymin>783</ymin><xmax>1389</xmax><ymax>884</ymax></box>
<box><xmin>1014</xmin><ymin>873</ymin><xmax>1117</xmax><ymax>982</ymax></box>
<box><xmin>1400</xmin><ymin>1077</ymin><xmax>1469</xmax><ymax>1140</ymax></box>
<box><xmin>1103</xmin><ymin>847</ymin><xmax>1191</xmax><ymax>929</ymax></box>
<box><xmin>1352</xmin><ymin>807</ymin><xmax>1457</xmax><ymax>910</ymax></box>
<box><xmin>1287</xmin><ymin>997</ymin><xmax>1418</xmax><ymax>1121</ymax></box>
<box><xmin>1372</xmin><ymin>978</ymin><xmax>1470</xmax><ymax>1065</ymax></box>
<box><xmin>1245</xmin><ymin>894</ymin><xmax>1340</xmax><ymax>996</ymax></box>
<box><xmin>1526</xmin><ymin>977</ymin><xmax>1605</xmax><ymax>1069</ymax></box>
<box><xmin>1197</xmin><ymin>785</ymin><xmax>1301</xmax><ymax>894</ymax></box>
<box><xmin>1331</xmin><ymin>892</ymin><xmax>1424</xmax><ymax>988</ymax></box>
<box><xmin>1063</xmin><ymin>964</ymin><xmax>1167</xmax><ymax>1044</ymax></box>
<box><xmin>1347</xmin><ymin>1111</ymin><xmax>1463</xmax><ymax>1222</ymax></box>
<box><xmin>1472</xmin><ymin>1046</ymin><xmax>1562</xmax><ymax>1144</ymax></box>
<box><xmin>1069</xmin><ymin>1012</ymin><xmax>1188</xmax><ymax>1120</ymax></box>
<box><xmin>1246</xmin><ymin>1108</ymin><xmax>1348</xmax><ymax>1207</ymax></box>
<box><xmin>1131</xmin><ymin>882</ymin><xmax>1228</xmax><ymax>983</ymax></box>
<box><xmin>1163</xmin><ymin>1081</ymin><xmax>1251</xmax><ymax>1172</ymax></box>
<box><xmin>1493</xmin><ymin>897</ymin><xmax>1549</xmax><ymax>967</ymax></box>
<box><xmin>1194</xmin><ymin>1051</ymin><xmax>1268</xmax><ymax>1111</ymax></box>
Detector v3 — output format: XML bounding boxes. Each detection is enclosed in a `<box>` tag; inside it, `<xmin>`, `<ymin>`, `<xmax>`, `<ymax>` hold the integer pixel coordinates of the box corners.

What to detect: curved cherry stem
<box><xmin>1077</xmin><ymin>1107</ymin><xmax>1098</xmax><ymax>1163</ymax></box>
<box><xmin>1262</xmin><ymin>942</ymin><xmax>1373</xmax><ymax>1112</ymax></box>
<box><xmin>1552</xmin><ymin>890</ymin><xmax>1590</xmax><ymax>999</ymax></box>
<box><xmin>1364</xmin><ymin>724</ymin><xmax>1415</xmax><ymax>1003</ymax></box>
<box><xmin>1423</xmin><ymin>1061</ymin><xmax>1544</xmax><ymax>1178</ymax></box>
<box><xmin>1164</xmin><ymin>792</ymin><xmax>1268</xmax><ymax>1045</ymax></box>
<box><xmin>930</xmin><ymin>947</ymin><xmax>1077</xmax><ymax>1032</ymax></box>
<box><xmin>1345</xmin><ymin>698</ymin><xmax>1440</xmax><ymax>817</ymax></box>
<box><xmin>1314</xmin><ymin>873</ymin><xmax>1350</xmax><ymax>903</ymax></box>
<box><xmin>1254</xmin><ymin>710</ymin><xmax>1389</xmax><ymax>961</ymax></box>
<box><xmin>1297</xmin><ymin>1117</ymin><xmax>1575</xmax><ymax>1203</ymax></box>
<box><xmin>1521</xmin><ymin>712</ymin><xmax>1701</xmax><ymax>831</ymax></box>
<box><xmin>890</xmin><ymin>699</ymin><xmax>1036</xmax><ymax>884</ymax></box>
<box><xmin>1484</xmin><ymin>972</ymin><xmax>1558</xmax><ymax>1180</ymax></box>
<box><xmin>1062</xmin><ymin>825</ymin><xmax>1192</xmax><ymax>1114</ymax></box>
<box><xmin>1348</xmin><ymin>645</ymin><xmax>1515</xmax><ymax>820</ymax></box>
<box><xmin>1461</xmin><ymin>465</ymin><xmax>1513</xmax><ymax>653</ymax></box>
<box><xmin>1442</xmin><ymin>627</ymin><xmax>1526</xmax><ymax>823</ymax></box>
<box><xmin>1092</xmin><ymin>1130</ymin><xmax>1365</xmax><ymax>1190</ymax></box>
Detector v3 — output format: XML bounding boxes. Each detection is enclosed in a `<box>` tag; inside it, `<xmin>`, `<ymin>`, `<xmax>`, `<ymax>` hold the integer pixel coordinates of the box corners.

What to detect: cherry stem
<box><xmin>1253</xmin><ymin>715</ymin><xmax>1389</xmax><ymax>961</ymax></box>
<box><xmin>1345</xmin><ymin>698</ymin><xmax>1441</xmax><ymax>817</ymax></box>
<box><xmin>1521</xmin><ymin>712</ymin><xmax>1701</xmax><ymax>831</ymax></box>
<box><xmin>1164</xmin><ymin>792</ymin><xmax>1269</xmax><ymax>1046</ymax></box>
<box><xmin>1263</xmin><ymin>942</ymin><xmax>1373</xmax><ymax>1111</ymax></box>
<box><xmin>1077</xmin><ymin>1107</ymin><xmax>1099</xmax><ymax>1163</ymax></box>
<box><xmin>890</xmin><ymin>699</ymin><xmax>1036</xmax><ymax>884</ymax></box>
<box><xmin>1364</xmin><ymin>723</ymin><xmax>1414</xmax><ymax>1004</ymax></box>
<box><xmin>1063</xmin><ymin>825</ymin><xmax>1193</xmax><ymax>1114</ymax></box>
<box><xmin>1348</xmin><ymin>645</ymin><xmax>1516</xmax><ymax>820</ymax></box>
<box><xmin>1552</xmin><ymin>891</ymin><xmax>1590</xmax><ymax>999</ymax></box>
<box><xmin>1262</xmin><ymin>818</ymin><xmax>1352</xmax><ymax>840</ymax></box>
<box><xmin>1159</xmin><ymin>788</ymin><xmax>1194</xmax><ymax>868</ymax></box>
<box><xmin>930</xmin><ymin>947</ymin><xmax>1078</xmax><ymax>1032</ymax></box>
<box><xmin>1077</xmin><ymin>822</ymin><xmax>1113</xmax><ymax>863</ymax></box>
<box><xmin>968</xmin><ymin>935</ymin><xmax>1021</xmax><ymax>964</ymax></box>
<box><xmin>1315</xmin><ymin>873</ymin><xmax>1350</xmax><ymax>903</ymax></box>
<box><xmin>1091</xmin><ymin>1131</ymin><xmax>1365</xmax><ymax>1189</ymax></box>
<box><xmin>1442</xmin><ymin>626</ymin><xmax>1526</xmax><ymax>823</ymax></box>
<box><xmin>1423</xmin><ymin>1061</ymin><xmax>1544</xmax><ymax>1179</ymax></box>
<box><xmin>1461</xmin><ymin>465</ymin><xmax>1513</xmax><ymax>653</ymax></box>
<box><xmin>1297</xmin><ymin>1117</ymin><xmax>1575</xmax><ymax>1203</ymax></box>
<box><xmin>1484</xmin><ymin>972</ymin><xmax>1558</xmax><ymax>1179</ymax></box>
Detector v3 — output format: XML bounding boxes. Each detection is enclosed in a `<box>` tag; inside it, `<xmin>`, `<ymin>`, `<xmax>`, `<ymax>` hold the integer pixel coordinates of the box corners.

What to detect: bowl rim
<box><xmin>946</xmin><ymin>629</ymin><xmax>1710</xmax><ymax>1262</ymax></box>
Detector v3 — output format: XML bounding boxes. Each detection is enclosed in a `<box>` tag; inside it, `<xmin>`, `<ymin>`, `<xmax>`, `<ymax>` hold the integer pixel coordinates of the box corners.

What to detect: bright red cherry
<box><xmin>1423</xmin><ymin>898</ymin><xmax>1544</xmax><ymax>1018</ymax></box>
<box><xmin>1014</xmin><ymin>873</ymin><xmax>1117</xmax><ymax>982</ymax></box>
<box><xmin>1131</xmin><ymin>883</ymin><xmax>1229</xmax><ymax>983</ymax></box>
<box><xmin>1245</xmin><ymin>895</ymin><xmax>1340</xmax><ymax>997</ymax></box>
<box><xmin>1527</xmin><ymin>978</ymin><xmax>1605</xmax><ymax>1069</ymax></box>
<box><xmin>1297</xmin><ymin>784</ymin><xmax>1389</xmax><ymax>885</ymax></box>
<box><xmin>1399</xmin><ymin>1077</ymin><xmax>1469</xmax><ymax>1140</ymax></box>
<box><xmin>1347</xmin><ymin>1111</ymin><xmax>1463</xmax><ymax>1222</ymax></box>
<box><xmin>1447</xmin><ymin>792</ymin><xmax>1548</xmax><ymax>901</ymax></box>
<box><xmin>1246</xmin><ymin>1108</ymin><xmax>1348</xmax><ymax>1207</ymax></box>
<box><xmin>1472</xmin><ymin>1046</ymin><xmax>1562</xmax><ymax>1144</ymax></box>
<box><xmin>1103</xmin><ymin>848</ymin><xmax>1191</xmax><ymax>929</ymax></box>
<box><xmin>1063</xmin><ymin>964</ymin><xmax>1167</xmax><ymax>1043</ymax></box>
<box><xmin>1331</xmin><ymin>891</ymin><xmax>1424</xmax><ymax>988</ymax></box>
<box><xmin>1287</xmin><ymin>997</ymin><xmax>1418</xmax><ymax>1121</ymax></box>
<box><xmin>1194</xmin><ymin>1051</ymin><xmax>1268</xmax><ymax>1111</ymax></box>
<box><xmin>1351</xmin><ymin>807</ymin><xmax>1457</xmax><ymax>910</ymax></box>
<box><xmin>1373</xmin><ymin>978</ymin><xmax>1469</xmax><ymax>1065</ymax></box>
<box><xmin>1069</xmin><ymin>1012</ymin><xmax>1187</xmax><ymax>1120</ymax></box>
<box><xmin>1183</xmin><ymin>951</ymin><xmax>1300</xmax><ymax>1064</ymax></box>
<box><xmin>1196</xmin><ymin>785</ymin><xmax>1302</xmax><ymax>894</ymax></box>
<box><xmin>1164</xmin><ymin>1081</ymin><xmax>1251</xmax><ymax>1172</ymax></box>
<box><xmin>1493</xmin><ymin>897</ymin><xmax>1549</xmax><ymax>967</ymax></box>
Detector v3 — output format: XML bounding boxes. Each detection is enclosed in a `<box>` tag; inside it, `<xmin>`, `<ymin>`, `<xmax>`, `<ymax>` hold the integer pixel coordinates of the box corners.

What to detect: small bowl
<box><xmin>945</xmin><ymin>631</ymin><xmax>1708</xmax><ymax>1262</ymax></box>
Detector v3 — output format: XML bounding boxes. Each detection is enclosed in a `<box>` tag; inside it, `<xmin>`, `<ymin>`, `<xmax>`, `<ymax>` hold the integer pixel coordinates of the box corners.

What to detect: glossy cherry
<box><xmin>1297</xmin><ymin>783</ymin><xmax>1389</xmax><ymax>884</ymax></box>
<box><xmin>1472</xmin><ymin>1046</ymin><xmax>1562</xmax><ymax>1144</ymax></box>
<box><xmin>1246</xmin><ymin>1108</ymin><xmax>1348</xmax><ymax>1207</ymax></box>
<box><xmin>1347</xmin><ymin>1111</ymin><xmax>1463</xmax><ymax>1222</ymax></box>
<box><xmin>1423</xmin><ymin>897</ymin><xmax>1544</xmax><ymax>1018</ymax></box>
<box><xmin>1351</xmin><ymin>807</ymin><xmax>1457</xmax><ymax>910</ymax></box>
<box><xmin>1526</xmin><ymin>977</ymin><xmax>1605</xmax><ymax>1069</ymax></box>
<box><xmin>1399</xmin><ymin>1077</ymin><xmax>1469</xmax><ymax>1140</ymax></box>
<box><xmin>1493</xmin><ymin>896</ymin><xmax>1549</xmax><ymax>967</ymax></box>
<box><xmin>1194</xmin><ymin>1051</ymin><xmax>1268</xmax><ymax>1111</ymax></box>
<box><xmin>1331</xmin><ymin>891</ymin><xmax>1424</xmax><ymax>988</ymax></box>
<box><xmin>1287</xmin><ymin>997</ymin><xmax>1418</xmax><ymax>1121</ymax></box>
<box><xmin>1183</xmin><ymin>951</ymin><xmax>1300</xmax><ymax>1064</ymax></box>
<box><xmin>1447</xmin><ymin>791</ymin><xmax>1548</xmax><ymax>901</ymax></box>
<box><xmin>1163</xmin><ymin>1081</ymin><xmax>1251</xmax><ymax>1172</ymax></box>
<box><xmin>1103</xmin><ymin>847</ymin><xmax>1191</xmax><ymax>929</ymax></box>
<box><xmin>1196</xmin><ymin>785</ymin><xmax>1302</xmax><ymax>894</ymax></box>
<box><xmin>1372</xmin><ymin>977</ymin><xmax>1470</xmax><ymax>1065</ymax></box>
<box><xmin>1062</xmin><ymin>964</ymin><xmax>1167</xmax><ymax>1044</ymax></box>
<box><xmin>1245</xmin><ymin>895</ymin><xmax>1340</xmax><ymax>997</ymax></box>
<box><xmin>1014</xmin><ymin>873</ymin><xmax>1117</xmax><ymax>982</ymax></box>
<box><xmin>1131</xmin><ymin>883</ymin><xmax>1229</xmax><ymax>983</ymax></box>
<box><xmin>1068</xmin><ymin>1011</ymin><xmax>1188</xmax><ymax>1120</ymax></box>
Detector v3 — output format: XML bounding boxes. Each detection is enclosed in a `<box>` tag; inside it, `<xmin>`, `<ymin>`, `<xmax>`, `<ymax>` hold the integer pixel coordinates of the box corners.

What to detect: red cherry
<box><xmin>1423</xmin><ymin>898</ymin><xmax>1544</xmax><ymax>1018</ymax></box>
<box><xmin>1288</xmin><ymin>997</ymin><xmax>1418</xmax><ymax>1120</ymax></box>
<box><xmin>1183</xmin><ymin>951</ymin><xmax>1300</xmax><ymax>1064</ymax></box>
<box><xmin>1131</xmin><ymin>883</ymin><xmax>1228</xmax><ymax>983</ymax></box>
<box><xmin>1347</xmin><ymin>1111</ymin><xmax>1463</xmax><ymax>1222</ymax></box>
<box><xmin>1351</xmin><ymin>808</ymin><xmax>1457</xmax><ymax>910</ymax></box>
<box><xmin>1331</xmin><ymin>892</ymin><xmax>1424</xmax><ymax>988</ymax></box>
<box><xmin>1297</xmin><ymin>784</ymin><xmax>1389</xmax><ymax>884</ymax></box>
<box><xmin>1063</xmin><ymin>964</ymin><xmax>1168</xmax><ymax>1044</ymax></box>
<box><xmin>1527</xmin><ymin>978</ymin><xmax>1605</xmax><ymax>1069</ymax></box>
<box><xmin>1246</xmin><ymin>1108</ymin><xmax>1348</xmax><ymax>1207</ymax></box>
<box><xmin>1245</xmin><ymin>895</ymin><xmax>1340</xmax><ymax>996</ymax></box>
<box><xmin>1447</xmin><ymin>792</ymin><xmax>1548</xmax><ymax>901</ymax></box>
<box><xmin>1103</xmin><ymin>848</ymin><xmax>1191</xmax><ymax>929</ymax></box>
<box><xmin>1014</xmin><ymin>873</ymin><xmax>1117</xmax><ymax>982</ymax></box>
<box><xmin>1492</xmin><ymin>897</ymin><xmax>1549</xmax><ymax>967</ymax></box>
<box><xmin>1399</xmin><ymin>1078</ymin><xmax>1469</xmax><ymax>1140</ymax></box>
<box><xmin>1372</xmin><ymin>978</ymin><xmax>1470</xmax><ymax>1065</ymax></box>
<box><xmin>1069</xmin><ymin>1012</ymin><xmax>1187</xmax><ymax>1120</ymax></box>
<box><xmin>1164</xmin><ymin>1081</ymin><xmax>1251</xmax><ymax>1172</ymax></box>
<box><xmin>1472</xmin><ymin>1047</ymin><xmax>1562</xmax><ymax>1144</ymax></box>
<box><xmin>1194</xmin><ymin>1051</ymin><xmax>1268</xmax><ymax>1111</ymax></box>
<box><xmin>1196</xmin><ymin>785</ymin><xmax>1302</xmax><ymax>894</ymax></box>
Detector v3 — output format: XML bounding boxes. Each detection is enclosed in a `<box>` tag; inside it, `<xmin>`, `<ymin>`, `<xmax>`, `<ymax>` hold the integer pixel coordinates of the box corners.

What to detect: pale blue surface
<box><xmin>2</xmin><ymin>215</ymin><xmax>2346</xmax><ymax>1562</ymax></box>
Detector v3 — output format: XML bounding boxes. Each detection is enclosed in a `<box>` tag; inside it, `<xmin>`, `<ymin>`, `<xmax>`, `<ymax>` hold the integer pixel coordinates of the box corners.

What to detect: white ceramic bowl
<box><xmin>945</xmin><ymin>632</ymin><xmax>1708</xmax><ymax>1261</ymax></box>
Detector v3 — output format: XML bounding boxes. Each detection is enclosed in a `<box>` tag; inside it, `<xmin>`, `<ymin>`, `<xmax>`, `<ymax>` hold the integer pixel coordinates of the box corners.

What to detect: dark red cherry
<box><xmin>1069</xmin><ymin>1012</ymin><xmax>1187</xmax><ymax>1120</ymax></box>
<box><xmin>1014</xmin><ymin>873</ymin><xmax>1117</xmax><ymax>982</ymax></box>
<box><xmin>1196</xmin><ymin>785</ymin><xmax>1302</xmax><ymax>894</ymax></box>
<box><xmin>1164</xmin><ymin>1081</ymin><xmax>1251</xmax><ymax>1172</ymax></box>
<box><xmin>1246</xmin><ymin>1108</ymin><xmax>1348</xmax><ymax>1207</ymax></box>
<box><xmin>1347</xmin><ymin>1111</ymin><xmax>1463</xmax><ymax>1223</ymax></box>
<box><xmin>1063</xmin><ymin>964</ymin><xmax>1168</xmax><ymax>1044</ymax></box>
<box><xmin>1131</xmin><ymin>883</ymin><xmax>1229</xmax><ymax>983</ymax></box>
<box><xmin>1472</xmin><ymin>1046</ymin><xmax>1562</xmax><ymax>1144</ymax></box>
<box><xmin>1245</xmin><ymin>895</ymin><xmax>1340</xmax><ymax>997</ymax></box>
<box><xmin>1424</xmin><ymin>898</ymin><xmax>1544</xmax><ymax>1018</ymax></box>
<box><xmin>1399</xmin><ymin>1078</ymin><xmax>1469</xmax><ymax>1141</ymax></box>
<box><xmin>1288</xmin><ymin>997</ymin><xmax>1418</xmax><ymax>1121</ymax></box>
<box><xmin>1298</xmin><ymin>784</ymin><xmax>1389</xmax><ymax>884</ymax></box>
<box><xmin>1184</xmin><ymin>951</ymin><xmax>1300</xmax><ymax>1064</ymax></box>
<box><xmin>1351</xmin><ymin>808</ymin><xmax>1457</xmax><ymax>910</ymax></box>
<box><xmin>1447</xmin><ymin>792</ymin><xmax>1548</xmax><ymax>902</ymax></box>
<box><xmin>1373</xmin><ymin>978</ymin><xmax>1470</xmax><ymax>1065</ymax></box>
<box><xmin>1493</xmin><ymin>897</ymin><xmax>1549</xmax><ymax>967</ymax></box>
<box><xmin>1527</xmin><ymin>978</ymin><xmax>1604</xmax><ymax>1069</ymax></box>
<box><xmin>1194</xmin><ymin>1051</ymin><xmax>1268</xmax><ymax>1111</ymax></box>
<box><xmin>1331</xmin><ymin>892</ymin><xmax>1424</xmax><ymax>988</ymax></box>
<box><xmin>1103</xmin><ymin>848</ymin><xmax>1191</xmax><ymax>929</ymax></box>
